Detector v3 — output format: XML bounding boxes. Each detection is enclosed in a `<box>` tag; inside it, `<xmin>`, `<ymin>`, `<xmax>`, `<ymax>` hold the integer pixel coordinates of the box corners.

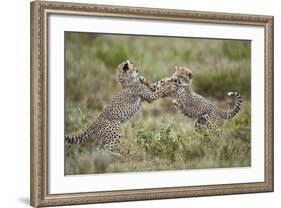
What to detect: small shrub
<box><xmin>135</xmin><ymin>123</ymin><xmax>179</xmax><ymax>162</ymax></box>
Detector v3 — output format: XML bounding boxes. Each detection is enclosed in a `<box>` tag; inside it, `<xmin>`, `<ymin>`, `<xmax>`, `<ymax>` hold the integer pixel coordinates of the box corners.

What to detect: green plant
<box><xmin>135</xmin><ymin>123</ymin><xmax>179</xmax><ymax>162</ymax></box>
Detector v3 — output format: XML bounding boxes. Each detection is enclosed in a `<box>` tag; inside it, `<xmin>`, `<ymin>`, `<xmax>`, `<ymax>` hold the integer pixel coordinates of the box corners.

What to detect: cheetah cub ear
<box><xmin>122</xmin><ymin>61</ymin><xmax>130</xmax><ymax>72</ymax></box>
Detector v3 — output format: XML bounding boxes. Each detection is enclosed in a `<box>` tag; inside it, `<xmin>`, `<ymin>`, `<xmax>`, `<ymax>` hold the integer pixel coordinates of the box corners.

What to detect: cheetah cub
<box><xmin>65</xmin><ymin>60</ymin><xmax>173</xmax><ymax>151</ymax></box>
<box><xmin>141</xmin><ymin>66</ymin><xmax>242</xmax><ymax>132</ymax></box>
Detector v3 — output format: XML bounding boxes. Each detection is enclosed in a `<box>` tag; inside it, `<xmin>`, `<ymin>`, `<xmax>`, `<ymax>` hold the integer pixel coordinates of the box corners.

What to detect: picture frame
<box><xmin>30</xmin><ymin>1</ymin><xmax>274</xmax><ymax>207</ymax></box>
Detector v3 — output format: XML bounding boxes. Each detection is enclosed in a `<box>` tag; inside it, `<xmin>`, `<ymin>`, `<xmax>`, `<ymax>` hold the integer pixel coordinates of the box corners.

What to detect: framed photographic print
<box><xmin>30</xmin><ymin>1</ymin><xmax>274</xmax><ymax>207</ymax></box>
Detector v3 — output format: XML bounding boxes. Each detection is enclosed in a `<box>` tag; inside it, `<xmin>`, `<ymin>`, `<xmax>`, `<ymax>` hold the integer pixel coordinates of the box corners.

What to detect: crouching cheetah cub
<box><xmin>141</xmin><ymin>66</ymin><xmax>242</xmax><ymax>132</ymax></box>
<box><xmin>65</xmin><ymin>60</ymin><xmax>174</xmax><ymax>151</ymax></box>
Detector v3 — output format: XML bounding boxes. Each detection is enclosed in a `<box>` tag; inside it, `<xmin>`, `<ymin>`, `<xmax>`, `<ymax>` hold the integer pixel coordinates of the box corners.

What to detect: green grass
<box><xmin>65</xmin><ymin>32</ymin><xmax>251</xmax><ymax>175</ymax></box>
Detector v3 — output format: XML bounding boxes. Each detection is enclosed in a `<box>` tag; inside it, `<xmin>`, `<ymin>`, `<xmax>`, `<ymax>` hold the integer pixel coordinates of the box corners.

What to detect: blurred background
<box><xmin>65</xmin><ymin>32</ymin><xmax>251</xmax><ymax>175</ymax></box>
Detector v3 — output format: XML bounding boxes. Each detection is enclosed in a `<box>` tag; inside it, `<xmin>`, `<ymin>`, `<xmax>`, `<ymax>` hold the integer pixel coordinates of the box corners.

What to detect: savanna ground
<box><xmin>65</xmin><ymin>32</ymin><xmax>251</xmax><ymax>175</ymax></box>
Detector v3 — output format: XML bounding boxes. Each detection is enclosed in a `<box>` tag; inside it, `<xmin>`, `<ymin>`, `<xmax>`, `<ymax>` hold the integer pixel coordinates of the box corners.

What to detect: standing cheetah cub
<box><xmin>65</xmin><ymin>60</ymin><xmax>173</xmax><ymax>151</ymax></box>
<box><xmin>141</xmin><ymin>66</ymin><xmax>242</xmax><ymax>132</ymax></box>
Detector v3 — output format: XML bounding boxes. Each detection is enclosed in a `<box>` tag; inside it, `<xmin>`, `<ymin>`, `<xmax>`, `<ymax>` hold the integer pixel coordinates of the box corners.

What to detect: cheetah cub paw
<box><xmin>172</xmin><ymin>99</ymin><xmax>183</xmax><ymax>110</ymax></box>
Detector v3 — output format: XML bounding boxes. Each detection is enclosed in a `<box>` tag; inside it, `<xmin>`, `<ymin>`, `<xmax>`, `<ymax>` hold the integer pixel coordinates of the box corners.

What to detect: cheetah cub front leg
<box><xmin>139</xmin><ymin>76</ymin><xmax>156</xmax><ymax>91</ymax></box>
<box><xmin>172</xmin><ymin>99</ymin><xmax>184</xmax><ymax>110</ymax></box>
<box><xmin>139</xmin><ymin>76</ymin><xmax>176</xmax><ymax>98</ymax></box>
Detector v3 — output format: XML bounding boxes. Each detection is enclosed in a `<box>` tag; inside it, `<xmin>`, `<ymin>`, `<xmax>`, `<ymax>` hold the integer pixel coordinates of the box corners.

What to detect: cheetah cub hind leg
<box><xmin>195</xmin><ymin>114</ymin><xmax>210</xmax><ymax>133</ymax></box>
<box><xmin>195</xmin><ymin>114</ymin><xmax>215</xmax><ymax>145</ymax></box>
<box><xmin>102</xmin><ymin>149</ymin><xmax>122</xmax><ymax>158</ymax></box>
<box><xmin>97</xmin><ymin>139</ymin><xmax>122</xmax><ymax>158</ymax></box>
<box><xmin>195</xmin><ymin>114</ymin><xmax>223</xmax><ymax>137</ymax></box>
<box><xmin>95</xmin><ymin>122</ymin><xmax>121</xmax><ymax>152</ymax></box>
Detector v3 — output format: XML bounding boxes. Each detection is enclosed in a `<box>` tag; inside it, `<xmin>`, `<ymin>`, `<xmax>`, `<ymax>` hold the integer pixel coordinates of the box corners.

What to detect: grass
<box><xmin>65</xmin><ymin>32</ymin><xmax>251</xmax><ymax>175</ymax></box>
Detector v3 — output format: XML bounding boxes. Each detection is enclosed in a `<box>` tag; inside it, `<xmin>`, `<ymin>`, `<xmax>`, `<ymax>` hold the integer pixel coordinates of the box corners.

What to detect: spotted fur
<box><xmin>139</xmin><ymin>77</ymin><xmax>173</xmax><ymax>98</ymax></box>
<box><xmin>141</xmin><ymin>66</ymin><xmax>242</xmax><ymax>132</ymax></box>
<box><xmin>65</xmin><ymin>60</ymin><xmax>171</xmax><ymax>151</ymax></box>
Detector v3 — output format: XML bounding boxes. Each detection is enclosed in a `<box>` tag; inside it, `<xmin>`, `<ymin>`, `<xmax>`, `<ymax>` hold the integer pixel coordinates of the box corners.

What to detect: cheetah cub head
<box><xmin>170</xmin><ymin>65</ymin><xmax>193</xmax><ymax>88</ymax></box>
<box><xmin>117</xmin><ymin>60</ymin><xmax>139</xmax><ymax>87</ymax></box>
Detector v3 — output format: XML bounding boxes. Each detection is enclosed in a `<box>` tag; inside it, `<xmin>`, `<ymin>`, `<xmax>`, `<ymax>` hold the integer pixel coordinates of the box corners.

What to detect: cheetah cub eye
<box><xmin>170</xmin><ymin>77</ymin><xmax>181</xmax><ymax>85</ymax></box>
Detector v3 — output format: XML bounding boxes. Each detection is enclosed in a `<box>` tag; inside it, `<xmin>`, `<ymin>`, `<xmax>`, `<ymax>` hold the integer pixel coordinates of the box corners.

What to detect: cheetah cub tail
<box><xmin>224</xmin><ymin>91</ymin><xmax>242</xmax><ymax>119</ymax></box>
<box><xmin>65</xmin><ymin>127</ymin><xmax>94</xmax><ymax>144</ymax></box>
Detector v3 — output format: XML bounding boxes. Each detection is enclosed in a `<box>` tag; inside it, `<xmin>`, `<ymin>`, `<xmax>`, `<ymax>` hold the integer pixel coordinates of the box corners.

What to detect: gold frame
<box><xmin>30</xmin><ymin>1</ymin><xmax>274</xmax><ymax>207</ymax></box>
